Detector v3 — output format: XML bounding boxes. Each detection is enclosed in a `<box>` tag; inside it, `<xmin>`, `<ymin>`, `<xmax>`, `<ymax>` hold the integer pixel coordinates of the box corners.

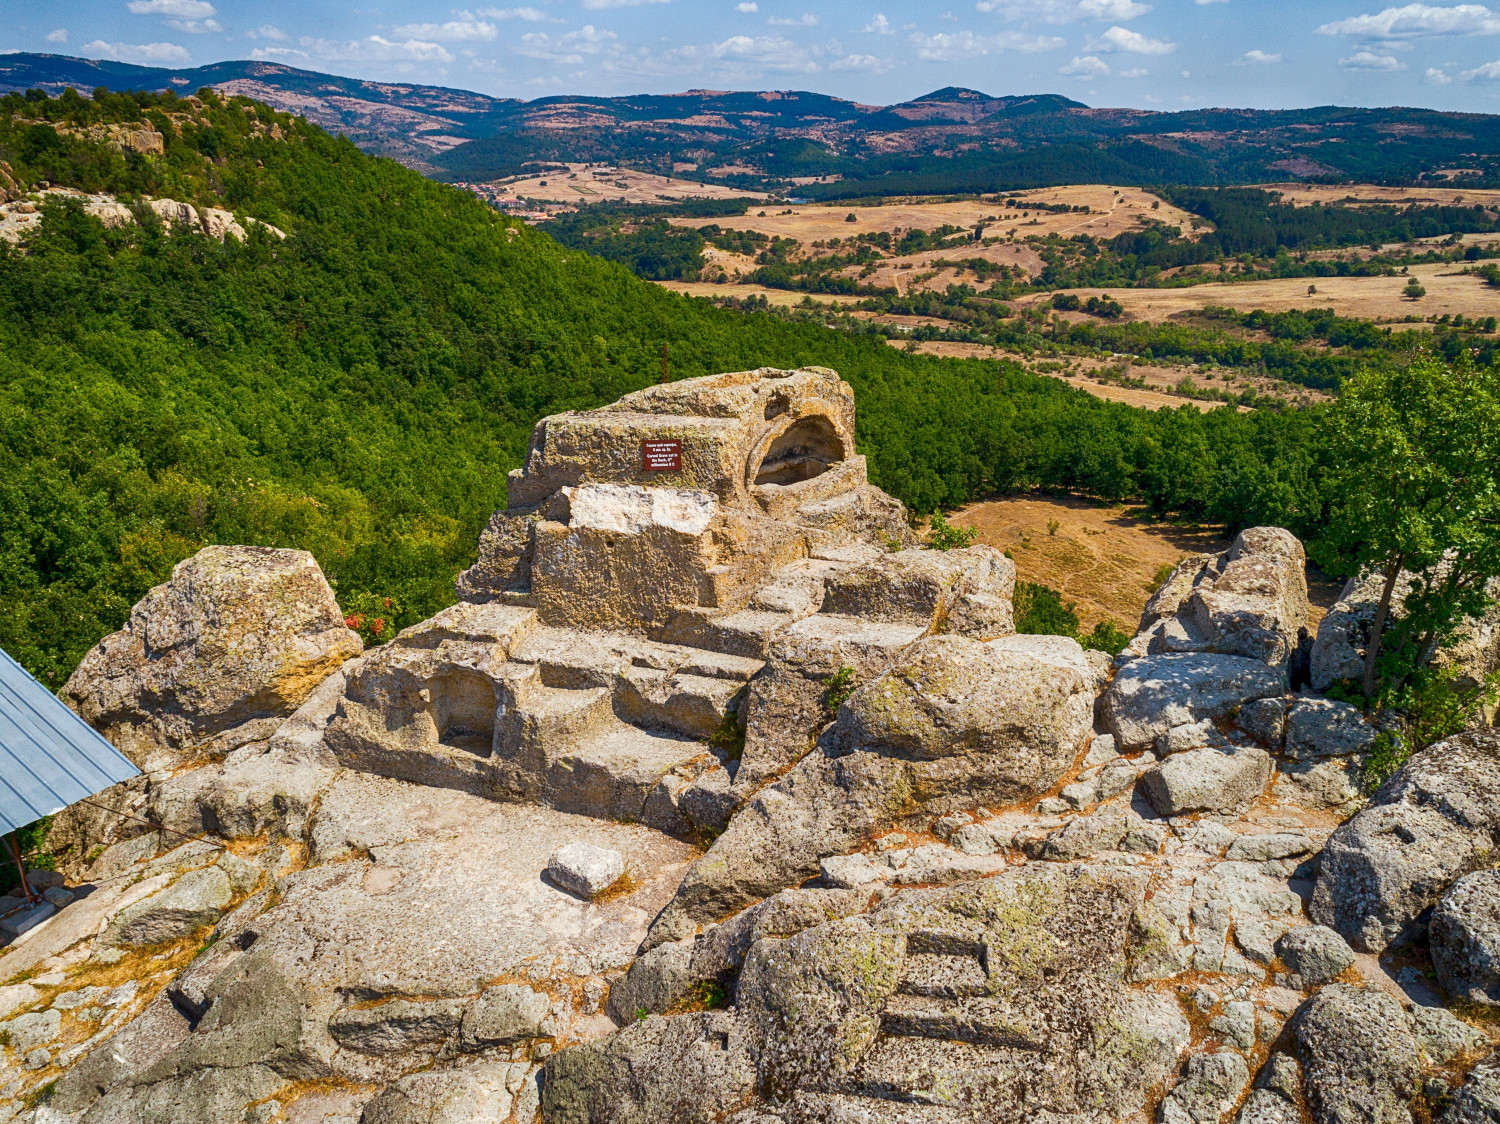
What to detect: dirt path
<box><xmin>948</xmin><ymin>494</ymin><xmax>1339</xmax><ymax>632</ymax></box>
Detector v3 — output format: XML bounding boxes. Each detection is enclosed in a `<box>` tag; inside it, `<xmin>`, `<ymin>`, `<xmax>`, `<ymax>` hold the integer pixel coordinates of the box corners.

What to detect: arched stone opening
<box><xmin>431</xmin><ymin>669</ymin><xmax>497</xmax><ymax>757</ymax></box>
<box><xmin>752</xmin><ymin>415</ymin><xmax>847</xmax><ymax>487</ymax></box>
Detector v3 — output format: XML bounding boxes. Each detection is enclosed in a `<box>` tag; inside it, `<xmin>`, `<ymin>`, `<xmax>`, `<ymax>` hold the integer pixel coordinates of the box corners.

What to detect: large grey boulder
<box><xmin>102</xmin><ymin>866</ymin><xmax>233</xmax><ymax>947</ymax></box>
<box><xmin>360</xmin><ymin>1061</ymin><xmax>528</xmax><ymax>1124</ymax></box>
<box><xmin>1441</xmin><ymin>1053</ymin><xmax>1500</xmax><ymax>1123</ymax></box>
<box><xmin>1124</xmin><ymin>527</ymin><xmax>1309</xmax><ymax>666</ymax></box>
<box><xmin>643</xmin><ymin>633</ymin><xmax>1101</xmax><ymax>948</ymax></box>
<box><xmin>1140</xmin><ymin>745</ymin><xmax>1272</xmax><ymax>816</ymax></box>
<box><xmin>1103</xmin><ymin>653</ymin><xmax>1287</xmax><ymax>750</ymax></box>
<box><xmin>1285</xmin><ymin>698</ymin><xmax>1376</xmax><ymax>760</ymax></box>
<box><xmin>1275</xmin><ymin>925</ymin><xmax>1355</xmax><ymax>986</ymax></box>
<box><xmin>1311</xmin><ymin>728</ymin><xmax>1500</xmax><ymax>952</ymax></box>
<box><xmin>1295</xmin><ymin>984</ymin><xmax>1420</xmax><ymax>1124</ymax></box>
<box><xmin>1431</xmin><ymin>870</ymin><xmax>1500</xmax><ymax>1006</ymax></box>
<box><xmin>460</xmin><ymin>984</ymin><xmax>551</xmax><ymax>1047</ymax></box>
<box><xmin>1160</xmin><ymin>1050</ymin><xmax>1250</xmax><ymax>1124</ymax></box>
<box><xmin>548</xmin><ymin>843</ymin><xmax>624</xmax><ymax>899</ymax></box>
<box><xmin>63</xmin><ymin>545</ymin><xmax>362</xmax><ymax>768</ymax></box>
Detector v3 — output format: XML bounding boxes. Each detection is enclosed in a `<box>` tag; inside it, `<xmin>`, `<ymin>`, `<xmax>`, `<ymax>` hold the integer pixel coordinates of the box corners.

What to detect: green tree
<box><xmin>1402</xmin><ymin>278</ymin><xmax>1426</xmax><ymax>300</ymax></box>
<box><xmin>1315</xmin><ymin>355</ymin><xmax>1500</xmax><ymax>698</ymax></box>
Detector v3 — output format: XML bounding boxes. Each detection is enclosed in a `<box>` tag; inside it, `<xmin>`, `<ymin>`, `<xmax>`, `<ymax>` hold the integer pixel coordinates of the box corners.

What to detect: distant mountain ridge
<box><xmin>4</xmin><ymin>52</ymin><xmax>1498</xmax><ymax>192</ymax></box>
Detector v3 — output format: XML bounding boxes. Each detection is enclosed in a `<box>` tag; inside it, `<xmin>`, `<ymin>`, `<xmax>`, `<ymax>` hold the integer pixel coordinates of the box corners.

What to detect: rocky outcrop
<box><xmin>63</xmin><ymin>545</ymin><xmax>362</xmax><ymax>769</ymax></box>
<box><xmin>1312</xmin><ymin>570</ymin><xmax>1500</xmax><ymax>693</ymax></box>
<box><xmin>1431</xmin><ymin>870</ymin><xmax>1500</xmax><ymax>1006</ymax></box>
<box><xmin>1310</xmin><ymin>728</ymin><xmax>1500</xmax><ymax>952</ymax></box>
<box><xmin>547</xmin><ymin>867</ymin><xmax>1188</xmax><ymax>1123</ymax></box>
<box><xmin>1295</xmin><ymin>984</ymin><xmax>1420</xmax><ymax>1124</ymax></box>
<box><xmin>642</xmin><ymin>632</ymin><xmax>1103</xmax><ymax>948</ymax></box>
<box><xmin>1103</xmin><ymin>652</ymin><xmax>1287</xmax><ymax>750</ymax></box>
<box><xmin>1123</xmin><ymin>526</ymin><xmax>1309</xmax><ymax>665</ymax></box>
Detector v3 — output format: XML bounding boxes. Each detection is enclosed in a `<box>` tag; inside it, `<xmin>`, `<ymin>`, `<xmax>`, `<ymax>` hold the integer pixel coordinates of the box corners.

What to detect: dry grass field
<box><xmin>493</xmin><ymin>162</ymin><xmax>767</xmax><ymax>205</ymax></box>
<box><xmin>1007</xmin><ymin>261</ymin><xmax>1499</xmax><ymax>324</ymax></box>
<box><xmin>1262</xmin><ymin>183</ymin><xmax>1500</xmax><ymax>208</ymax></box>
<box><xmin>946</xmin><ymin>495</ymin><xmax>1340</xmax><ymax>632</ymax></box>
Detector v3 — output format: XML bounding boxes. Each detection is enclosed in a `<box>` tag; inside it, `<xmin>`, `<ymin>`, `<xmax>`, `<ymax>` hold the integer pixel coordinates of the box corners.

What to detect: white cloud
<box><xmin>476</xmin><ymin>6</ymin><xmax>553</xmax><ymax>18</ymax></box>
<box><xmin>1339</xmin><ymin>49</ymin><xmax>1407</xmax><ymax>67</ymax></box>
<box><xmin>1425</xmin><ymin>64</ymin><xmax>1455</xmax><ymax>80</ymax></box>
<box><xmin>252</xmin><ymin>35</ymin><xmax>455</xmax><ymax>66</ymax></box>
<box><xmin>736</xmin><ymin>1</ymin><xmax>758</xmax><ymax>9</ymax></box>
<box><xmin>1461</xmin><ymin>56</ymin><xmax>1500</xmax><ymax>75</ymax></box>
<box><xmin>165</xmin><ymin>18</ymin><xmax>222</xmax><ymax>33</ymax></box>
<box><xmin>1086</xmin><ymin>24</ymin><xmax>1174</xmax><ymax>52</ymax></box>
<box><xmin>126</xmin><ymin>0</ymin><xmax>215</xmax><ymax>16</ymax></box>
<box><xmin>830</xmin><ymin>52</ymin><xmax>886</xmax><ymax>69</ymax></box>
<box><xmin>391</xmin><ymin>19</ymin><xmax>498</xmax><ymax>41</ymax></box>
<box><xmin>580</xmin><ymin>0</ymin><xmax>669</xmax><ymax>7</ymax></box>
<box><xmin>516</xmin><ymin>24</ymin><xmax>617</xmax><ymax>62</ymax></box>
<box><xmin>864</xmin><ymin>13</ymin><xmax>893</xmax><ymax>32</ymax></box>
<box><xmin>909</xmin><ymin>28</ymin><xmax>1065</xmax><ymax>58</ymax></box>
<box><xmin>1317</xmin><ymin>4</ymin><xmax>1500</xmax><ymax>38</ymax></box>
<box><xmin>1234</xmin><ymin>48</ymin><xmax>1281</xmax><ymax>63</ymax></box>
<box><xmin>83</xmin><ymin>38</ymin><xmax>191</xmax><ymax>62</ymax></box>
<box><xmin>1061</xmin><ymin>53</ymin><xmax>1110</xmax><ymax>74</ymax></box>
<box><xmin>767</xmin><ymin>12</ymin><xmax>818</xmax><ymax>25</ymax></box>
<box><xmin>45</xmin><ymin>28</ymin><xmax>67</xmax><ymax>43</ymax></box>
<box><xmin>1194</xmin><ymin>0</ymin><xmax>1228</xmax><ymax>4</ymax></box>
<box><xmin>1118</xmin><ymin>65</ymin><xmax>1147</xmax><ymax>75</ymax></box>
<box><xmin>976</xmin><ymin>0</ymin><xmax>1149</xmax><ymax>20</ymax></box>
<box><xmin>244</xmin><ymin>25</ymin><xmax>289</xmax><ymax>40</ymax></box>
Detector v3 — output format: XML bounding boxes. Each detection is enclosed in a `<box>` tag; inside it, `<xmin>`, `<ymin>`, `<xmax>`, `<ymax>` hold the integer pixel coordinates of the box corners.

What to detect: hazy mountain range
<box><xmin>5</xmin><ymin>52</ymin><xmax>1500</xmax><ymax>194</ymax></box>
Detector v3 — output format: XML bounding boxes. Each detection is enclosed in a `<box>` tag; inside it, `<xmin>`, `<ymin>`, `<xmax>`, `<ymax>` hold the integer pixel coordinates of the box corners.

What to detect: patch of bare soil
<box><xmin>949</xmin><ymin>494</ymin><xmax>1339</xmax><ymax>633</ymax></box>
<box><xmin>491</xmin><ymin>162</ymin><xmax>766</xmax><ymax>206</ymax></box>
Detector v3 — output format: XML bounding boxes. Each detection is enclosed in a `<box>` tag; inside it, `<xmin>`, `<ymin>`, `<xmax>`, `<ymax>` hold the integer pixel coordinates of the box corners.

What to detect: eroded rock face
<box><xmin>642</xmin><ymin>633</ymin><xmax>1102</xmax><ymax>948</ymax></box>
<box><xmin>548</xmin><ymin>867</ymin><xmax>1186</xmax><ymax>1123</ymax></box>
<box><xmin>1103</xmin><ymin>652</ymin><xmax>1287</xmax><ymax>750</ymax></box>
<box><xmin>1123</xmin><ymin>526</ymin><xmax>1309</xmax><ymax>666</ymax></box>
<box><xmin>63</xmin><ymin>546</ymin><xmax>361</xmax><ymax>768</ymax></box>
<box><xmin>1310</xmin><ymin>729</ymin><xmax>1500</xmax><ymax>952</ymax></box>
<box><xmin>1296</xmin><ymin>984</ymin><xmax>1420</xmax><ymax>1124</ymax></box>
<box><xmin>1431</xmin><ymin>870</ymin><xmax>1500</xmax><ymax>1006</ymax></box>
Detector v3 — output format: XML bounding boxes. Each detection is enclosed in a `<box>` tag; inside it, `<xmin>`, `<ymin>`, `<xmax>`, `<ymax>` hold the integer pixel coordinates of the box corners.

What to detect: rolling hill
<box><xmin>4</xmin><ymin>53</ymin><xmax>1499</xmax><ymax>192</ymax></box>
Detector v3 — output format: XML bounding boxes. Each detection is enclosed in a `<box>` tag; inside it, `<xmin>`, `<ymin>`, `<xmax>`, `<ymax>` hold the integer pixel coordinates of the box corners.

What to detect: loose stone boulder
<box><xmin>1431</xmin><ymin>870</ymin><xmax>1500</xmax><ymax>1006</ymax></box>
<box><xmin>1160</xmin><ymin>1050</ymin><xmax>1250</xmax><ymax>1124</ymax></box>
<box><xmin>547</xmin><ymin>843</ymin><xmax>624</xmax><ymax>899</ymax></box>
<box><xmin>1275</xmin><ymin>926</ymin><xmax>1355</xmax><ymax>987</ymax></box>
<box><xmin>1123</xmin><ymin>527</ymin><xmax>1309</xmax><ymax>666</ymax></box>
<box><xmin>460</xmin><ymin>984</ymin><xmax>551</xmax><ymax>1047</ymax></box>
<box><xmin>102</xmin><ymin>866</ymin><xmax>233</xmax><ymax>947</ymax></box>
<box><xmin>644</xmin><ymin>633</ymin><xmax>1102</xmax><ymax>947</ymax></box>
<box><xmin>63</xmin><ymin>545</ymin><xmax>362</xmax><ymax>767</ymax></box>
<box><xmin>1311</xmin><ymin>728</ymin><xmax>1500</xmax><ymax>952</ymax></box>
<box><xmin>1140</xmin><ymin>745</ymin><xmax>1273</xmax><ymax>817</ymax></box>
<box><xmin>1285</xmin><ymin>698</ymin><xmax>1376</xmax><ymax>760</ymax></box>
<box><xmin>1295</xmin><ymin>984</ymin><xmax>1420</xmax><ymax>1124</ymax></box>
<box><xmin>1104</xmin><ymin>653</ymin><xmax>1287</xmax><ymax>750</ymax></box>
<box><xmin>1441</xmin><ymin>1053</ymin><xmax>1500</xmax><ymax>1123</ymax></box>
<box><xmin>361</xmin><ymin>1061</ymin><xmax>527</xmax><ymax>1124</ymax></box>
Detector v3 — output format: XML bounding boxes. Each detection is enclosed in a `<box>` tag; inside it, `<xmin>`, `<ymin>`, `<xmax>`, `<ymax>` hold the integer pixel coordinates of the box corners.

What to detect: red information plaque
<box><xmin>642</xmin><ymin>439</ymin><xmax>682</xmax><ymax>471</ymax></box>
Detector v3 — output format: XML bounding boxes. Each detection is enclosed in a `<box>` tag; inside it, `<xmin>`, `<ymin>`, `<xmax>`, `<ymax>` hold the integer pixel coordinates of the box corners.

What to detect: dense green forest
<box><xmin>1</xmin><ymin>87</ymin><xmax>1334</xmax><ymax>686</ymax></box>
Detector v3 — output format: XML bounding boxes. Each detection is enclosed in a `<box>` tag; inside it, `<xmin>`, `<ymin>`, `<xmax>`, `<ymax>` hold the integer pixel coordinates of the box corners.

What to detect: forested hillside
<box><xmin>0</xmin><ymin>86</ymin><xmax>1329</xmax><ymax>685</ymax></box>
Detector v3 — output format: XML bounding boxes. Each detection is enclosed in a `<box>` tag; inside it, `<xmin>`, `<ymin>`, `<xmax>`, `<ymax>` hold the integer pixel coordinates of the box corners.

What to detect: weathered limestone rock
<box><xmin>63</xmin><ymin>546</ymin><xmax>361</xmax><ymax>768</ymax></box>
<box><xmin>550</xmin><ymin>867</ymin><xmax>1187</xmax><ymax>1123</ymax></box>
<box><xmin>1431</xmin><ymin>870</ymin><xmax>1500</xmax><ymax>1005</ymax></box>
<box><xmin>644</xmin><ymin>633</ymin><xmax>1101</xmax><ymax>947</ymax></box>
<box><xmin>1123</xmin><ymin>527</ymin><xmax>1309</xmax><ymax>665</ymax></box>
<box><xmin>819</xmin><ymin>545</ymin><xmax>1015</xmax><ymax>636</ymax></box>
<box><xmin>1237</xmin><ymin>696</ymin><xmax>1287</xmax><ymax>747</ymax></box>
<box><xmin>1275</xmin><ymin>926</ymin><xmax>1355</xmax><ymax>986</ymax></box>
<box><xmin>101</xmin><ymin>866</ymin><xmax>232</xmax><ymax>947</ymax></box>
<box><xmin>360</xmin><ymin>1061</ymin><xmax>526</xmax><ymax>1124</ymax></box>
<box><xmin>547</xmin><ymin>843</ymin><xmax>624</xmax><ymax>899</ymax></box>
<box><xmin>1295</xmin><ymin>983</ymin><xmax>1420</xmax><ymax>1124</ymax></box>
<box><xmin>1140</xmin><ymin>745</ymin><xmax>1273</xmax><ymax>816</ymax></box>
<box><xmin>1285</xmin><ymin>698</ymin><xmax>1376</xmax><ymax>760</ymax></box>
<box><xmin>460</xmin><ymin>984</ymin><xmax>551</xmax><ymax>1047</ymax></box>
<box><xmin>1103</xmin><ymin>653</ymin><xmax>1287</xmax><ymax>750</ymax></box>
<box><xmin>1311</xmin><ymin>729</ymin><xmax>1500</xmax><ymax>952</ymax></box>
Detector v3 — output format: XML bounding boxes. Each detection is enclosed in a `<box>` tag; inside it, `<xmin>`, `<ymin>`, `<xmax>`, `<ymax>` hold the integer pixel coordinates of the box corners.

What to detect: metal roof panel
<box><xmin>0</xmin><ymin>646</ymin><xmax>140</xmax><ymax>836</ymax></box>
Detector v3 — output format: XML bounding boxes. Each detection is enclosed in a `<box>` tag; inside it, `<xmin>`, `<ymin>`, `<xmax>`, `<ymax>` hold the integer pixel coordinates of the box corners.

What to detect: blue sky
<box><xmin>8</xmin><ymin>0</ymin><xmax>1500</xmax><ymax>111</ymax></box>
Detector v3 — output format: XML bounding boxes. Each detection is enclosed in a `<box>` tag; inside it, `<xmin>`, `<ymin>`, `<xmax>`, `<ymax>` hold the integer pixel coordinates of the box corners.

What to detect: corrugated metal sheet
<box><xmin>0</xmin><ymin>646</ymin><xmax>140</xmax><ymax>835</ymax></box>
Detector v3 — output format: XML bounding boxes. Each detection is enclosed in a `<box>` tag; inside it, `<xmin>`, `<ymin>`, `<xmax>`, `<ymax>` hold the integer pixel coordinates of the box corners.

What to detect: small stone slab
<box><xmin>547</xmin><ymin>843</ymin><xmax>624</xmax><ymax>899</ymax></box>
<box><xmin>0</xmin><ymin>900</ymin><xmax>55</xmax><ymax>936</ymax></box>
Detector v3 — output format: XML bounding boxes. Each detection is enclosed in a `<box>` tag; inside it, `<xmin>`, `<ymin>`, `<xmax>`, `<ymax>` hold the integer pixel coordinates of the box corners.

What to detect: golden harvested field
<box><xmin>671</xmin><ymin>184</ymin><xmax>1192</xmax><ymax>244</ymax></box>
<box><xmin>1262</xmin><ymin>183</ymin><xmax>1500</xmax><ymax>208</ymax></box>
<box><xmin>947</xmin><ymin>495</ymin><xmax>1340</xmax><ymax>632</ymax></box>
<box><xmin>492</xmin><ymin>162</ymin><xmax>766</xmax><ymax>205</ymax></box>
<box><xmin>1010</xmin><ymin>261</ymin><xmax>1500</xmax><ymax>323</ymax></box>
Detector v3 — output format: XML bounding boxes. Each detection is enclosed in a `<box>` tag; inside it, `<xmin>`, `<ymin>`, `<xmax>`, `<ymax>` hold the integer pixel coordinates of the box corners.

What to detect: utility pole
<box><xmin>660</xmin><ymin>342</ymin><xmax>669</xmax><ymax>384</ymax></box>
